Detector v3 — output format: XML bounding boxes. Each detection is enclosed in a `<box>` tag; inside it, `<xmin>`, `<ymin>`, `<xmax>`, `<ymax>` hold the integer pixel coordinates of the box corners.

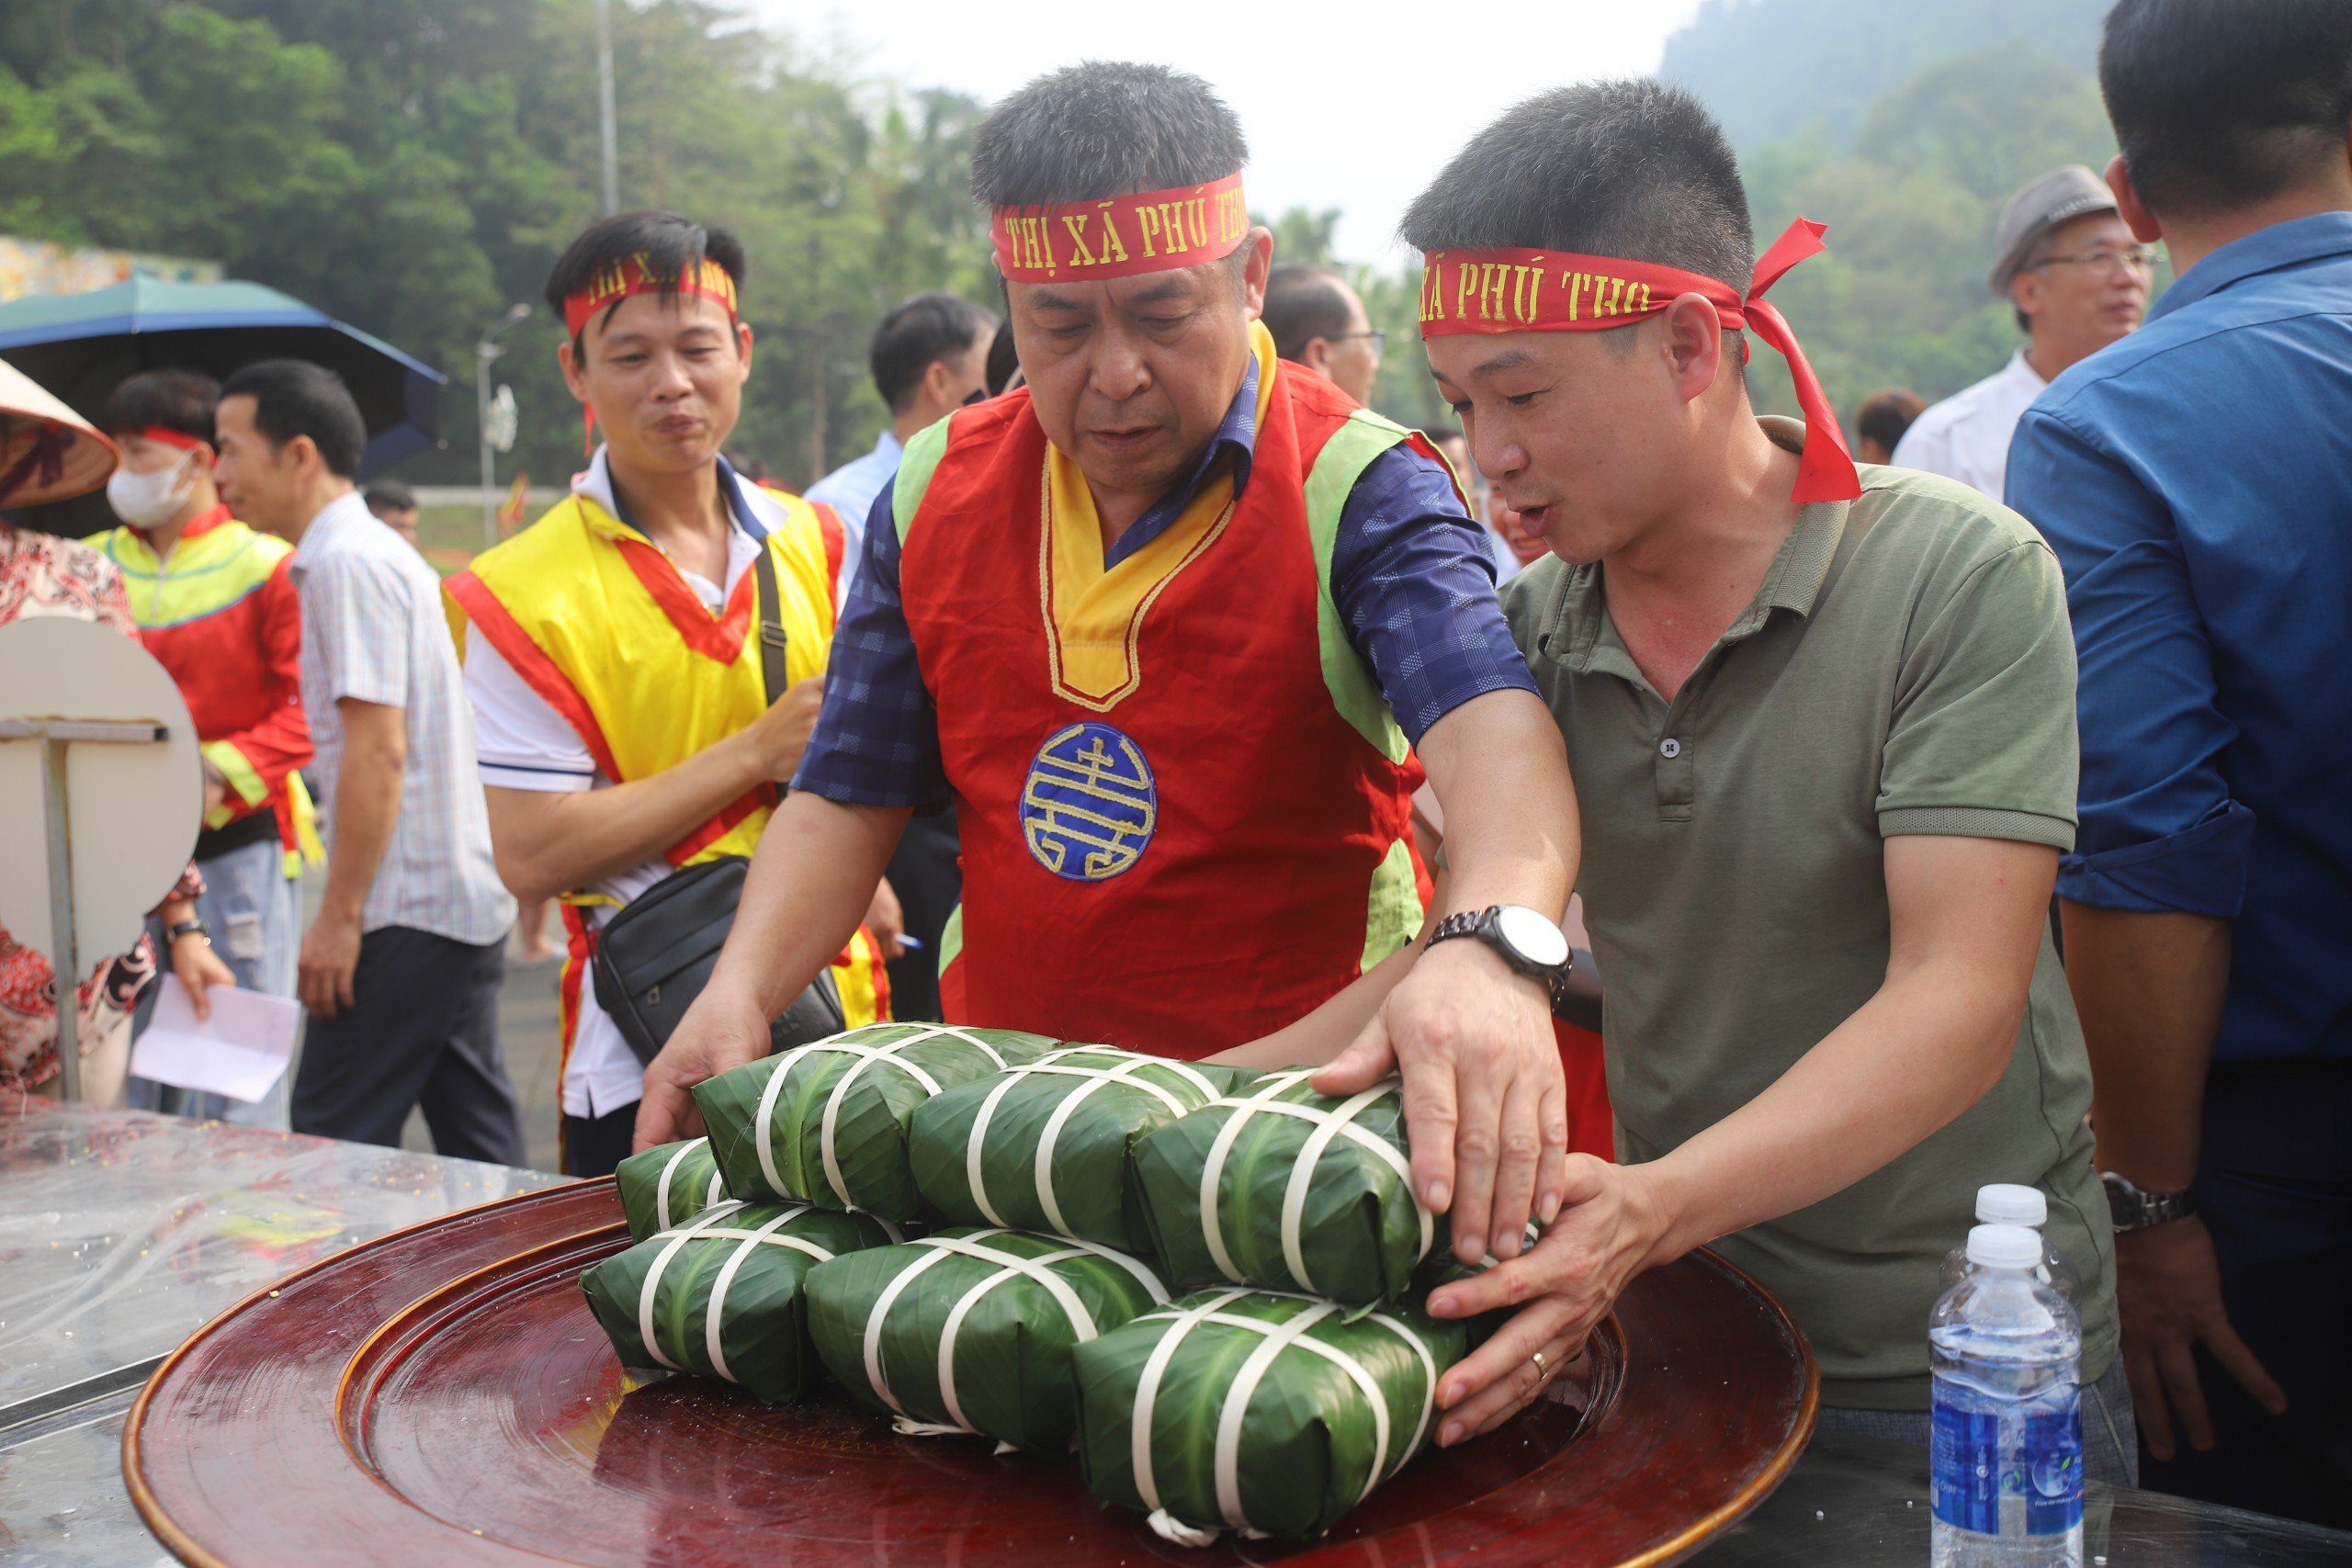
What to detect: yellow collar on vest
<box><xmin>1041</xmin><ymin>320</ymin><xmax>1279</xmax><ymax>709</ymax></box>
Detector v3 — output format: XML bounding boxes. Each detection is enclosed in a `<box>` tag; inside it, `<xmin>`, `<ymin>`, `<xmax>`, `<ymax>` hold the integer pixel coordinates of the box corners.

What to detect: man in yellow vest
<box><xmin>446</xmin><ymin>211</ymin><xmax>890</xmax><ymax>1177</ymax></box>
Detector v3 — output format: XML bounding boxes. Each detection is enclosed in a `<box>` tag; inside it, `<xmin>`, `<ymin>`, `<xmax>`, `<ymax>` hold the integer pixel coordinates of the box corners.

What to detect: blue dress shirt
<box><xmin>795</xmin><ymin>360</ymin><xmax>1537</xmax><ymax>811</ymax></box>
<box><xmin>803</xmin><ymin>428</ymin><xmax>904</xmax><ymax>595</ymax></box>
<box><xmin>2008</xmin><ymin>212</ymin><xmax>2352</xmax><ymax>1063</ymax></box>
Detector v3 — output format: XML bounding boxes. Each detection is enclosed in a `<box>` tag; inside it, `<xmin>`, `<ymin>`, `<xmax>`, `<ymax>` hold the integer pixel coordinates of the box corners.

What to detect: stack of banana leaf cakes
<box><xmin>582</xmin><ymin>1023</ymin><xmax>1507</xmax><ymax>1545</ymax></box>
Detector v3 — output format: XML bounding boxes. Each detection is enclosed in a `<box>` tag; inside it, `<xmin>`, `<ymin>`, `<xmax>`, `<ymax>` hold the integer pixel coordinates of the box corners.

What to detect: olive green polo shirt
<box><xmin>1501</xmin><ymin>423</ymin><xmax>2116</xmax><ymax>1410</ymax></box>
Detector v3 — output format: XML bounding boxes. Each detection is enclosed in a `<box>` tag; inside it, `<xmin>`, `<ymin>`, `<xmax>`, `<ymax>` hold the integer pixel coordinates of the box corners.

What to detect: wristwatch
<box><xmin>165</xmin><ymin>917</ymin><xmax>210</xmax><ymax>946</ymax></box>
<box><xmin>2101</xmin><ymin>1169</ymin><xmax>2198</xmax><ymax>1233</ymax></box>
<box><xmin>1426</xmin><ymin>905</ymin><xmax>1576</xmax><ymax>1013</ymax></box>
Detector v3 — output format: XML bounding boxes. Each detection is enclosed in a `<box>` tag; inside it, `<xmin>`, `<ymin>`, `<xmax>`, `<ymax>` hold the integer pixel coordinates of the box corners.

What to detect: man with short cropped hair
<box><xmin>1277</xmin><ymin>79</ymin><xmax>2128</xmax><ymax>1478</ymax></box>
<box><xmin>1852</xmin><ymin>387</ymin><xmax>1924</xmax><ymax>465</ymax></box>
<box><xmin>214</xmin><ymin>358</ymin><xmax>525</xmax><ymax>1165</ymax></box>
<box><xmin>1262</xmin><ymin>264</ymin><xmax>1384</xmax><ymax>406</ymax></box>
<box><xmin>805</xmin><ymin>291</ymin><xmax>997</xmax><ymax>589</ymax></box>
<box><xmin>1894</xmin><ymin>165</ymin><xmax>2151</xmax><ymax>499</ymax></box>
<box><xmin>364</xmin><ymin>479</ymin><xmax>421</xmax><ymax>550</ymax></box>
<box><xmin>648</xmin><ymin>63</ymin><xmax>1585</xmax><ymax>1272</ymax></box>
<box><xmin>2008</xmin><ymin>0</ymin><xmax>2352</xmax><ymax>1523</ymax></box>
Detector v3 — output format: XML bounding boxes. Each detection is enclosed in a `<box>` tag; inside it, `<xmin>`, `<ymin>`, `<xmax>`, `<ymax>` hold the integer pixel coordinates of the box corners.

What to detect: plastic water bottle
<box><xmin>1931</xmin><ymin>1224</ymin><xmax>2084</xmax><ymax>1568</ymax></box>
<box><xmin>1939</xmin><ymin>1184</ymin><xmax>2081</xmax><ymax>1303</ymax></box>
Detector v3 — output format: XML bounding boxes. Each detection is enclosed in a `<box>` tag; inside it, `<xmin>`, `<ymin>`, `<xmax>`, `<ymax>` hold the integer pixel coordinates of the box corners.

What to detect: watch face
<box><xmin>1494</xmin><ymin>905</ymin><xmax>1569</xmax><ymax>968</ymax></box>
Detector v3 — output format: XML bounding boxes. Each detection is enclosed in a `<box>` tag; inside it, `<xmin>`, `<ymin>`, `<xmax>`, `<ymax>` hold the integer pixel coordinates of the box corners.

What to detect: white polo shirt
<box><xmin>1890</xmin><ymin>349</ymin><xmax>2049</xmax><ymax>502</ymax></box>
<box><xmin>460</xmin><ymin>451</ymin><xmax>768</xmax><ymax>1121</ymax></box>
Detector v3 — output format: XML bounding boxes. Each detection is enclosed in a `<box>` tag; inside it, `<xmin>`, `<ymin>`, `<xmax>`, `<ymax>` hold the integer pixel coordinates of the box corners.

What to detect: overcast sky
<box><xmin>750</xmin><ymin>0</ymin><xmax>1704</xmax><ymax>265</ymax></box>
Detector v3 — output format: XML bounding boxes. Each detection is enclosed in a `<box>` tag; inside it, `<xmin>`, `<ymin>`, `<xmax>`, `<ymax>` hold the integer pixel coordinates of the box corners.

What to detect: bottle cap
<box><xmin>1966</xmin><ymin>1224</ymin><xmax>2043</xmax><ymax>1269</ymax></box>
<box><xmin>1976</xmin><ymin>1183</ymin><xmax>2047</xmax><ymax>1227</ymax></box>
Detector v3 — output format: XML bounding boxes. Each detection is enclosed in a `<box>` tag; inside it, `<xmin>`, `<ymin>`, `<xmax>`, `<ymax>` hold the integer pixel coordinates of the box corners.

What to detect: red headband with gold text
<box><xmin>561</xmin><ymin>252</ymin><xmax>741</xmax><ymax>452</ymax></box>
<box><xmin>991</xmin><ymin>172</ymin><xmax>1250</xmax><ymax>283</ymax></box>
<box><xmin>561</xmin><ymin>253</ymin><xmax>740</xmax><ymax>339</ymax></box>
<box><xmin>1419</xmin><ymin>218</ymin><xmax>1861</xmax><ymax>504</ymax></box>
<box><xmin>113</xmin><ymin>425</ymin><xmax>209</xmax><ymax>453</ymax></box>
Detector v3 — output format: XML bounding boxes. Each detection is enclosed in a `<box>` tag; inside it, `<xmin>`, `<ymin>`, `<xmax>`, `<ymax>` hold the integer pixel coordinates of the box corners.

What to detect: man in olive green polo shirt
<box><xmin>1261</xmin><ymin>80</ymin><xmax>2130</xmax><ymax>1478</ymax></box>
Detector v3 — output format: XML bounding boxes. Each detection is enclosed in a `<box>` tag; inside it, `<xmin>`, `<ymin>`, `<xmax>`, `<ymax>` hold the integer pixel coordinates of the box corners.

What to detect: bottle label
<box><xmin>1930</xmin><ymin>1402</ymin><xmax>2002</xmax><ymax>1535</ymax></box>
<box><xmin>1930</xmin><ymin>1379</ymin><xmax>2083</xmax><ymax>1538</ymax></box>
<box><xmin>2022</xmin><ymin>1407</ymin><xmax>2084</xmax><ymax>1536</ymax></box>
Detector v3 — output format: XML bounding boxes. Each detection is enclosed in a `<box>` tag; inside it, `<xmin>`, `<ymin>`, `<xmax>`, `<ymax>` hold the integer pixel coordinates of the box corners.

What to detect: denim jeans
<box><xmin>127</xmin><ymin>833</ymin><xmax>299</xmax><ymax>1129</ymax></box>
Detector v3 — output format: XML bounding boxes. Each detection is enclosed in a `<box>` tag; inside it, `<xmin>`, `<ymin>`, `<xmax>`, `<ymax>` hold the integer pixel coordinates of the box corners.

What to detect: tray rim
<box><xmin>124</xmin><ymin>1177</ymin><xmax>1818</xmax><ymax>1568</ymax></box>
<box><xmin>122</xmin><ymin>1178</ymin><xmax>610</xmax><ymax>1568</ymax></box>
<box><xmin>1619</xmin><ymin>1241</ymin><xmax>1819</xmax><ymax>1568</ymax></box>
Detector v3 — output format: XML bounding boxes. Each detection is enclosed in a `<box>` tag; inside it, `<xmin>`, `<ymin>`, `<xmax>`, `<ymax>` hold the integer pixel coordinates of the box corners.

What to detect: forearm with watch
<box><xmin>160</xmin><ymin>900</ymin><xmax>209</xmax><ymax>951</ymax></box>
<box><xmin>2059</xmin><ymin>898</ymin><xmax>2287</xmax><ymax>1455</ymax></box>
<box><xmin>1407</xmin><ymin>691</ymin><xmax>1580</xmax><ymax>1021</ymax></box>
<box><xmin>2060</xmin><ymin>902</ymin><xmax>2225</xmax><ymax>1222</ymax></box>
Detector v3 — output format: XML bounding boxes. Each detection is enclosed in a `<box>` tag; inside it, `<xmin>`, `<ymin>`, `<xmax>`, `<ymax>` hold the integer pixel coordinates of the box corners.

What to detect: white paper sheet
<box><xmin>128</xmin><ymin>976</ymin><xmax>300</xmax><ymax>1103</ymax></box>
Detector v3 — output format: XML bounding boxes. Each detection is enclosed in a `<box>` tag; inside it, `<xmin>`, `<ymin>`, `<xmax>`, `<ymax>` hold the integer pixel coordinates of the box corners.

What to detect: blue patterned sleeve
<box><xmin>789</xmin><ymin>485</ymin><xmax>952</xmax><ymax>811</ymax></box>
<box><xmin>1328</xmin><ymin>442</ymin><xmax>1539</xmax><ymax>745</ymax></box>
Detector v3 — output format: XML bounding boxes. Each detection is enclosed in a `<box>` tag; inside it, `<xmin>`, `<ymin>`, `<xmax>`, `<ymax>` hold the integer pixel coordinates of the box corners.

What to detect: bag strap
<box><xmin>752</xmin><ymin>540</ymin><xmax>788</xmax><ymax>704</ymax></box>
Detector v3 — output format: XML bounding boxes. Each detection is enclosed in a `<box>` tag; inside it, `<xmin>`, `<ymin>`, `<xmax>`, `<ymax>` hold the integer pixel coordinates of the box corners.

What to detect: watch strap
<box><xmin>1426</xmin><ymin>906</ymin><xmax>1575</xmax><ymax>1014</ymax></box>
<box><xmin>166</xmin><ymin>918</ymin><xmax>210</xmax><ymax>944</ymax></box>
<box><xmin>2102</xmin><ymin>1170</ymin><xmax>2198</xmax><ymax>1232</ymax></box>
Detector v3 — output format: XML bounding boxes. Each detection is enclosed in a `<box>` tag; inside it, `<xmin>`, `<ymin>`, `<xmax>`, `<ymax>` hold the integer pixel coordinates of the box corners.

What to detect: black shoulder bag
<box><xmin>591</xmin><ymin>543</ymin><xmax>845</xmax><ymax>1065</ymax></box>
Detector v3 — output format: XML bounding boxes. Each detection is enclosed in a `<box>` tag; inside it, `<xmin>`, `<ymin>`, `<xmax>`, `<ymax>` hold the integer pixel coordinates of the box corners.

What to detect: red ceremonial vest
<box><xmin>897</xmin><ymin>339</ymin><xmax>1431</xmax><ymax>1056</ymax></box>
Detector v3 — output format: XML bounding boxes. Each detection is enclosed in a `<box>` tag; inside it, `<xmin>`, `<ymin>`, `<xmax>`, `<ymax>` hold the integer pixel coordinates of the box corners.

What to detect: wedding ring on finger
<box><xmin>1531</xmin><ymin>1349</ymin><xmax>1555</xmax><ymax>1382</ymax></box>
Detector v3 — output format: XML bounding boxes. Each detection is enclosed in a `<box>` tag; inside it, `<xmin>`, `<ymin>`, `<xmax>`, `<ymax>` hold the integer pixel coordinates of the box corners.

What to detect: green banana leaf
<box><xmin>1131</xmin><ymin>1068</ymin><xmax>1437</xmax><ymax>1306</ymax></box>
<box><xmin>614</xmin><ymin>1137</ymin><xmax>730</xmax><ymax>1242</ymax></box>
<box><xmin>909</xmin><ymin>1047</ymin><xmax>1256</xmax><ymax>1252</ymax></box>
<box><xmin>803</xmin><ymin>1226</ymin><xmax>1170</xmax><ymax>1455</ymax></box>
<box><xmin>694</xmin><ymin>1023</ymin><xmax>1055</xmax><ymax>1219</ymax></box>
<box><xmin>1072</xmin><ymin>1286</ymin><xmax>1466</xmax><ymax>1544</ymax></box>
<box><xmin>580</xmin><ymin>1199</ymin><xmax>904</xmax><ymax>1404</ymax></box>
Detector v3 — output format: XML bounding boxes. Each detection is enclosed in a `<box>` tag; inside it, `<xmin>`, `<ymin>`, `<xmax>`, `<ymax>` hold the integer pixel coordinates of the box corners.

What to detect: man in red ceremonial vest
<box><xmin>446</xmin><ymin>212</ymin><xmax>894</xmax><ymax>1177</ymax></box>
<box><xmin>645</xmin><ymin>63</ymin><xmax>1585</xmax><ymax>1267</ymax></box>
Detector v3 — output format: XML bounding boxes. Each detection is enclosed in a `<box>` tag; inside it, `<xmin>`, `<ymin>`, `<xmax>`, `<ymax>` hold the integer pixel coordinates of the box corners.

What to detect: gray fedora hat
<box><xmin>1989</xmin><ymin>164</ymin><xmax>2120</xmax><ymax>294</ymax></box>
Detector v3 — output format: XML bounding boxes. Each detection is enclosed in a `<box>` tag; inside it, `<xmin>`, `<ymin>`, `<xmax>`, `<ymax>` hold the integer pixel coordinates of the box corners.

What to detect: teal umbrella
<box><xmin>0</xmin><ymin>278</ymin><xmax>445</xmax><ymax>531</ymax></box>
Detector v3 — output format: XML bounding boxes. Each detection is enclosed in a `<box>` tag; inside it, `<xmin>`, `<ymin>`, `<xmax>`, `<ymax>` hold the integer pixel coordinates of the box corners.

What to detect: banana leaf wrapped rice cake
<box><xmin>581</xmin><ymin>1199</ymin><xmax>903</xmax><ymax>1404</ymax></box>
<box><xmin>1073</xmin><ymin>1286</ymin><xmax>1466</xmax><ymax>1544</ymax></box>
<box><xmin>695</xmin><ymin>1023</ymin><xmax>1054</xmax><ymax>1218</ymax></box>
<box><xmin>910</xmin><ymin>1046</ymin><xmax>1253</xmax><ymax>1252</ymax></box>
<box><xmin>614</xmin><ymin>1136</ymin><xmax>730</xmax><ymax>1242</ymax></box>
<box><xmin>1133</xmin><ymin>1068</ymin><xmax>1434</xmax><ymax>1306</ymax></box>
<box><xmin>805</xmin><ymin>1226</ymin><xmax>1169</xmax><ymax>1454</ymax></box>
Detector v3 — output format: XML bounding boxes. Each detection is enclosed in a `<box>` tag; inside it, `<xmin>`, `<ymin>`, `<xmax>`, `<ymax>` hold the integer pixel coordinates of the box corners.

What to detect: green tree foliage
<box><xmin>1740</xmin><ymin>42</ymin><xmax>2142</xmax><ymax>422</ymax></box>
<box><xmin>0</xmin><ymin>0</ymin><xmax>2150</xmax><ymax>490</ymax></box>
<box><xmin>0</xmin><ymin>0</ymin><xmax>989</xmax><ymax>488</ymax></box>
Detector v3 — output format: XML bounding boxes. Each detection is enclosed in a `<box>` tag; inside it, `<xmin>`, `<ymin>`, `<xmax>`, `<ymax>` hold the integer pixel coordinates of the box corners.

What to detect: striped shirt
<box><xmin>289</xmin><ymin>491</ymin><xmax>514</xmax><ymax>947</ymax></box>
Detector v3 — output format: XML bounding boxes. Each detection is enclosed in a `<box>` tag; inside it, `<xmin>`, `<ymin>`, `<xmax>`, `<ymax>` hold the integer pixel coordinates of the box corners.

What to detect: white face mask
<box><xmin>107</xmin><ymin>451</ymin><xmax>197</xmax><ymax>529</ymax></box>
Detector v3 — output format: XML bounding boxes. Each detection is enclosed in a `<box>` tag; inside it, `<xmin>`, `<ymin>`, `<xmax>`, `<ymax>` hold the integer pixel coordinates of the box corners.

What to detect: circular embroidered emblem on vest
<box><xmin>1021</xmin><ymin>721</ymin><xmax>1157</xmax><ymax>882</ymax></box>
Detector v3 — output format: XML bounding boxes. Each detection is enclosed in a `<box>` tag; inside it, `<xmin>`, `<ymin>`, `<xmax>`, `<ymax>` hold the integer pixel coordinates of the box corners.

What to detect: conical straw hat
<box><xmin>0</xmin><ymin>358</ymin><xmax>119</xmax><ymax>507</ymax></box>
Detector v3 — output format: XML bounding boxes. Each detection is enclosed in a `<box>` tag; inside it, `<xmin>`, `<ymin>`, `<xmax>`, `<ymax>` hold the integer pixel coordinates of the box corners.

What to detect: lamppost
<box><xmin>597</xmin><ymin>0</ymin><xmax>620</xmax><ymax>216</ymax></box>
<box><xmin>476</xmin><ymin>302</ymin><xmax>531</xmax><ymax>545</ymax></box>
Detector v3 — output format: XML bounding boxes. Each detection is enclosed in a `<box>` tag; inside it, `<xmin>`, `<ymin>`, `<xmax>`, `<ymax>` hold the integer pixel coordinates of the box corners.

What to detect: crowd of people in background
<box><xmin>0</xmin><ymin>0</ymin><xmax>2343</xmax><ymax>1529</ymax></box>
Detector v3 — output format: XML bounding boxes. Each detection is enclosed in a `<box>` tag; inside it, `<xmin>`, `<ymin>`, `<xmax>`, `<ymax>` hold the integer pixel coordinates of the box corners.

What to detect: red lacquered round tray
<box><xmin>126</xmin><ymin>1179</ymin><xmax>1816</xmax><ymax>1567</ymax></box>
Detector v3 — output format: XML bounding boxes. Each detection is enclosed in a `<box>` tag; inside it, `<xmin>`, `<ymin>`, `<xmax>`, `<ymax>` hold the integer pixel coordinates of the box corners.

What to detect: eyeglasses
<box><xmin>1325</xmin><ymin>329</ymin><xmax>1388</xmax><ymax>350</ymax></box>
<box><xmin>2030</xmin><ymin>246</ymin><xmax>2157</xmax><ymax>276</ymax></box>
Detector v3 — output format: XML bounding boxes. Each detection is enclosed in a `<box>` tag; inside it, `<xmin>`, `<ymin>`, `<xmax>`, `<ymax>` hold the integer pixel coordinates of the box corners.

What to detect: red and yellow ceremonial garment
<box><xmin>85</xmin><ymin>505</ymin><xmax>318</xmax><ymax>873</ymax></box>
<box><xmin>897</xmin><ymin>322</ymin><xmax>1431</xmax><ymax>1057</ymax></box>
<box><xmin>445</xmin><ymin>479</ymin><xmax>890</xmax><ymax>1078</ymax></box>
